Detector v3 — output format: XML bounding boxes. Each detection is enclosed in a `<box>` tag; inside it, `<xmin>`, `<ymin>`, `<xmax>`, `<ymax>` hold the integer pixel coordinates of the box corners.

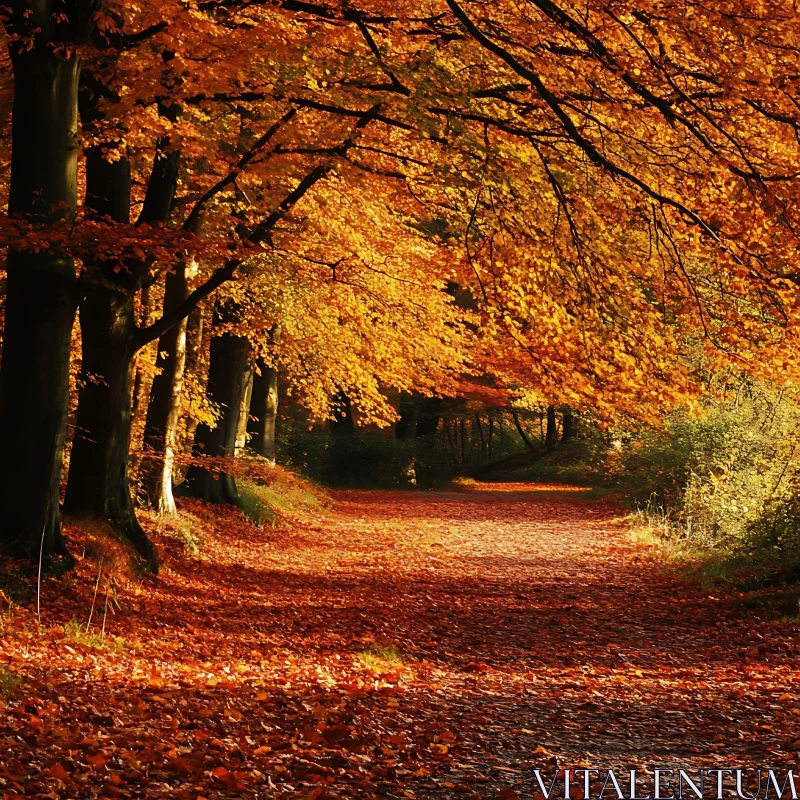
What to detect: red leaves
<box><xmin>47</xmin><ymin>763</ymin><xmax>68</xmax><ymax>781</ymax></box>
<box><xmin>211</xmin><ymin>766</ymin><xmax>245</xmax><ymax>791</ymax></box>
<box><xmin>2</xmin><ymin>482</ymin><xmax>800</xmax><ymax>799</ymax></box>
<box><xmin>85</xmin><ymin>753</ymin><xmax>109</xmax><ymax>769</ymax></box>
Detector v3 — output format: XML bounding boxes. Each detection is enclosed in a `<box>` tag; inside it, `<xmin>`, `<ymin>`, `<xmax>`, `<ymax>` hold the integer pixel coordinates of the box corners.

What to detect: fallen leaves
<box><xmin>0</xmin><ymin>484</ymin><xmax>797</xmax><ymax>798</ymax></box>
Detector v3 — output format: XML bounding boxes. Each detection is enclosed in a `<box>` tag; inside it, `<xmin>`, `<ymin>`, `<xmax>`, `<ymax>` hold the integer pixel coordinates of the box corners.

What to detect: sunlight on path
<box><xmin>3</xmin><ymin>483</ymin><xmax>798</xmax><ymax>799</ymax></box>
<box><xmin>324</xmin><ymin>483</ymin><xmax>799</xmax><ymax>793</ymax></box>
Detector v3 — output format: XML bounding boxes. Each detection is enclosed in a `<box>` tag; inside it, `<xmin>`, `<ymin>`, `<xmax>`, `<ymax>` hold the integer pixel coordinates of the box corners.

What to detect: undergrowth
<box><xmin>0</xmin><ymin>666</ymin><xmax>21</xmax><ymax>699</ymax></box>
<box><xmin>236</xmin><ymin>461</ymin><xmax>327</xmax><ymax>528</ymax></box>
<box><xmin>358</xmin><ymin>644</ymin><xmax>405</xmax><ymax>671</ymax></box>
<box><xmin>497</xmin><ymin>381</ymin><xmax>800</xmax><ymax>598</ymax></box>
<box><xmin>64</xmin><ymin>619</ymin><xmax>127</xmax><ymax>651</ymax></box>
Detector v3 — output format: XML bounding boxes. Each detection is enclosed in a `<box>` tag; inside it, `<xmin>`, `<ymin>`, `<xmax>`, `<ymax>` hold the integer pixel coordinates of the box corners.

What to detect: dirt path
<box><xmin>2</xmin><ymin>483</ymin><xmax>799</xmax><ymax>799</ymax></box>
<box><xmin>325</xmin><ymin>485</ymin><xmax>799</xmax><ymax>788</ymax></box>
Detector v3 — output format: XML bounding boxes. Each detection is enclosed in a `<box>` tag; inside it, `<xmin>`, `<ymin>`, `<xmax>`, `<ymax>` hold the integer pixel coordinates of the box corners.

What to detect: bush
<box><xmin>502</xmin><ymin>432</ymin><xmax>608</xmax><ymax>486</ymax></box>
<box><xmin>605</xmin><ymin>384</ymin><xmax>800</xmax><ymax>585</ymax></box>
<box><xmin>235</xmin><ymin>464</ymin><xmax>327</xmax><ymax>527</ymax></box>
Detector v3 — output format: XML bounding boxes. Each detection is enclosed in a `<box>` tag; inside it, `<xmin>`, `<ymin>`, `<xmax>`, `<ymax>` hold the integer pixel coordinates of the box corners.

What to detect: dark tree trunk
<box><xmin>416</xmin><ymin>398</ymin><xmax>442</xmax><ymax>438</ymax></box>
<box><xmin>561</xmin><ymin>410</ymin><xmax>575</xmax><ymax>441</ymax></box>
<box><xmin>0</xmin><ymin>44</ymin><xmax>82</xmax><ymax>562</ymax></box>
<box><xmin>137</xmin><ymin>137</ymin><xmax>186</xmax><ymax>515</ymax></box>
<box><xmin>445</xmin><ymin>419</ymin><xmax>457</xmax><ymax>463</ymax></box>
<box><xmin>474</xmin><ymin>413</ymin><xmax>486</xmax><ymax>458</ymax></box>
<box><xmin>248</xmin><ymin>361</ymin><xmax>279</xmax><ymax>463</ymax></box>
<box><xmin>545</xmin><ymin>404</ymin><xmax>558</xmax><ymax>446</ymax></box>
<box><xmin>187</xmin><ymin>316</ymin><xmax>251</xmax><ymax>505</ymax></box>
<box><xmin>511</xmin><ymin>408</ymin><xmax>536</xmax><ymax>450</ymax></box>
<box><xmin>62</xmin><ymin>149</ymin><xmax>157</xmax><ymax>569</ymax></box>
<box><xmin>395</xmin><ymin>394</ymin><xmax>419</xmax><ymax>440</ymax></box>
<box><xmin>64</xmin><ymin>286</ymin><xmax>155</xmax><ymax>565</ymax></box>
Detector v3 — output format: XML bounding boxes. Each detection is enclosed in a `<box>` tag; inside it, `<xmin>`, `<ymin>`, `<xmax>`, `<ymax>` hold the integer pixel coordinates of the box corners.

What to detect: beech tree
<box><xmin>5</xmin><ymin>0</ymin><xmax>800</xmax><ymax>566</ymax></box>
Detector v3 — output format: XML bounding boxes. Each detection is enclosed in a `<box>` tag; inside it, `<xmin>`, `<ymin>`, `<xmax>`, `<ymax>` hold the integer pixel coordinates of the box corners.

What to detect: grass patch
<box><xmin>238</xmin><ymin>482</ymin><xmax>280</xmax><ymax>528</ymax></box>
<box><xmin>0</xmin><ymin>666</ymin><xmax>21</xmax><ymax>699</ymax></box>
<box><xmin>64</xmin><ymin>619</ymin><xmax>126</xmax><ymax>651</ymax></box>
<box><xmin>173</xmin><ymin>518</ymin><xmax>203</xmax><ymax>555</ymax></box>
<box><xmin>238</xmin><ymin>473</ymin><xmax>326</xmax><ymax>528</ymax></box>
<box><xmin>358</xmin><ymin>644</ymin><xmax>405</xmax><ymax>671</ymax></box>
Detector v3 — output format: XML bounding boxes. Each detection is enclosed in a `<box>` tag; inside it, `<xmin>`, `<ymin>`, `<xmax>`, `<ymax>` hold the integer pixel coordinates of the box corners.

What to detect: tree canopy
<box><xmin>1</xmin><ymin>0</ymin><xmax>800</xmax><ymax>563</ymax></box>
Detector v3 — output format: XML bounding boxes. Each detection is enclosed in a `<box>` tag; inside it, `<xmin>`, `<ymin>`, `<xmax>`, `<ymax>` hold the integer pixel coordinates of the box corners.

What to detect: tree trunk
<box><xmin>474</xmin><ymin>413</ymin><xmax>486</xmax><ymax>459</ymax></box>
<box><xmin>64</xmin><ymin>286</ymin><xmax>155</xmax><ymax>566</ymax></box>
<box><xmin>0</xmin><ymin>45</ymin><xmax>81</xmax><ymax>562</ymax></box>
<box><xmin>561</xmin><ymin>410</ymin><xmax>575</xmax><ymax>441</ymax></box>
<box><xmin>248</xmin><ymin>361</ymin><xmax>279</xmax><ymax>463</ymax></box>
<box><xmin>62</xmin><ymin>148</ymin><xmax>157</xmax><ymax>569</ymax></box>
<box><xmin>545</xmin><ymin>404</ymin><xmax>558</xmax><ymax>447</ymax></box>
<box><xmin>416</xmin><ymin>398</ymin><xmax>442</xmax><ymax>437</ymax></box>
<box><xmin>511</xmin><ymin>408</ymin><xmax>536</xmax><ymax>450</ymax></box>
<box><xmin>395</xmin><ymin>394</ymin><xmax>419</xmax><ymax>440</ymax></box>
<box><xmin>187</xmin><ymin>317</ymin><xmax>251</xmax><ymax>505</ymax></box>
<box><xmin>141</xmin><ymin>264</ymin><xmax>189</xmax><ymax>514</ymax></box>
<box><xmin>236</xmin><ymin>368</ymin><xmax>254</xmax><ymax>454</ymax></box>
<box><xmin>139</xmin><ymin>141</ymin><xmax>184</xmax><ymax>514</ymax></box>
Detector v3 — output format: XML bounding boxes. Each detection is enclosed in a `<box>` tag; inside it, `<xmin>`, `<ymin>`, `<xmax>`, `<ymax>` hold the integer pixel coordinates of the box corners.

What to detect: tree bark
<box><xmin>545</xmin><ymin>404</ymin><xmax>558</xmax><ymax>447</ymax></box>
<box><xmin>474</xmin><ymin>413</ymin><xmax>486</xmax><ymax>458</ymax></box>
<box><xmin>248</xmin><ymin>361</ymin><xmax>279</xmax><ymax>463</ymax></box>
<box><xmin>395</xmin><ymin>394</ymin><xmax>419</xmax><ymax>440</ymax></box>
<box><xmin>561</xmin><ymin>410</ymin><xmax>575</xmax><ymax>441</ymax></box>
<box><xmin>236</xmin><ymin>368</ymin><xmax>254</xmax><ymax>454</ymax></box>
<box><xmin>138</xmin><ymin>139</ymin><xmax>184</xmax><ymax>514</ymax></box>
<box><xmin>0</xmin><ymin>42</ymin><xmax>82</xmax><ymax>562</ymax></box>
<box><xmin>62</xmin><ymin>148</ymin><xmax>157</xmax><ymax>569</ymax></box>
<box><xmin>511</xmin><ymin>408</ymin><xmax>536</xmax><ymax>450</ymax></box>
<box><xmin>141</xmin><ymin>263</ymin><xmax>189</xmax><ymax>514</ymax></box>
<box><xmin>416</xmin><ymin>398</ymin><xmax>442</xmax><ymax>438</ymax></box>
<box><xmin>187</xmin><ymin>311</ymin><xmax>251</xmax><ymax>504</ymax></box>
<box><xmin>64</xmin><ymin>283</ymin><xmax>155</xmax><ymax>565</ymax></box>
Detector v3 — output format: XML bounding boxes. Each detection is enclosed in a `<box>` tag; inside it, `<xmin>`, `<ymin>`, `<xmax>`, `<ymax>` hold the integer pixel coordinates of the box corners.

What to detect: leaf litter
<box><xmin>0</xmin><ymin>483</ymin><xmax>798</xmax><ymax>798</ymax></box>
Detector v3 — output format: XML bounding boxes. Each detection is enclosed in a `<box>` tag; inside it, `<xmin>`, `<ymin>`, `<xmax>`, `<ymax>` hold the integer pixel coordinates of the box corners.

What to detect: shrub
<box><xmin>605</xmin><ymin>383</ymin><xmax>800</xmax><ymax>585</ymax></box>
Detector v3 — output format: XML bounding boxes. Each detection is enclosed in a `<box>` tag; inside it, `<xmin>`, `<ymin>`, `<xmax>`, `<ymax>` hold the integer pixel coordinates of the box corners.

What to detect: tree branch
<box><xmin>134</xmin><ymin>107</ymin><xmax>381</xmax><ymax>349</ymax></box>
<box><xmin>182</xmin><ymin>108</ymin><xmax>297</xmax><ymax>233</ymax></box>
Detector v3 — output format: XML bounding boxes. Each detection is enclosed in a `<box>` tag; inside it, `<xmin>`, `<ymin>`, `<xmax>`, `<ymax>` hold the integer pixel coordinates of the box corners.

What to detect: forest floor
<box><xmin>0</xmin><ymin>483</ymin><xmax>799</xmax><ymax>799</ymax></box>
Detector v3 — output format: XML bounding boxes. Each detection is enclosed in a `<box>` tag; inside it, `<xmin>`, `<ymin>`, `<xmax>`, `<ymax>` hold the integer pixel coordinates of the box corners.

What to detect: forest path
<box><xmin>321</xmin><ymin>483</ymin><xmax>799</xmax><ymax>794</ymax></box>
<box><xmin>4</xmin><ymin>483</ymin><xmax>800</xmax><ymax>799</ymax></box>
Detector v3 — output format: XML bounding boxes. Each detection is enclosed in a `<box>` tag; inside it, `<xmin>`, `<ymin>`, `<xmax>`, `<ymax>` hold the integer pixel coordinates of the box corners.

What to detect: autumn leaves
<box><xmin>2</xmin><ymin>0</ymin><xmax>800</xmax><ymax>564</ymax></box>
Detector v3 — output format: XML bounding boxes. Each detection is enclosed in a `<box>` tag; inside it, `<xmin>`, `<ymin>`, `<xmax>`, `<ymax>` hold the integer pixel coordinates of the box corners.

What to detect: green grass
<box><xmin>358</xmin><ymin>644</ymin><xmax>405</xmax><ymax>671</ymax></box>
<box><xmin>238</xmin><ymin>478</ymin><xmax>323</xmax><ymax>528</ymax></box>
<box><xmin>238</xmin><ymin>482</ymin><xmax>280</xmax><ymax>528</ymax></box>
<box><xmin>0</xmin><ymin>666</ymin><xmax>21</xmax><ymax>699</ymax></box>
<box><xmin>64</xmin><ymin>619</ymin><xmax>126</xmax><ymax>651</ymax></box>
